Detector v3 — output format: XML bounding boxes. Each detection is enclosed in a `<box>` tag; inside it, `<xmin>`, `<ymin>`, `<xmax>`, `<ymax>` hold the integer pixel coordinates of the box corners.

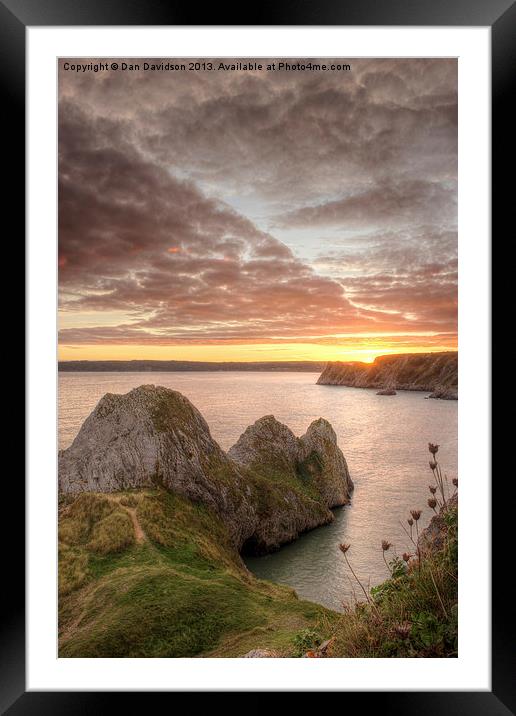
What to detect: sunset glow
<box><xmin>58</xmin><ymin>340</ymin><xmax>456</xmax><ymax>364</ymax></box>
<box><xmin>58</xmin><ymin>59</ymin><xmax>457</xmax><ymax>363</ymax></box>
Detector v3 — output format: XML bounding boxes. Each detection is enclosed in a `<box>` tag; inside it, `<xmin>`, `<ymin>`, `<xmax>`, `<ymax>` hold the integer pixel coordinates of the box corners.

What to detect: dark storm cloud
<box><xmin>58</xmin><ymin>58</ymin><xmax>457</xmax><ymax>345</ymax></box>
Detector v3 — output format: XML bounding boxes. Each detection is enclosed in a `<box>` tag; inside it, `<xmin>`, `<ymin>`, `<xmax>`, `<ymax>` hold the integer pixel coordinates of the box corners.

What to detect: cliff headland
<box><xmin>316</xmin><ymin>352</ymin><xmax>457</xmax><ymax>400</ymax></box>
<box><xmin>58</xmin><ymin>386</ymin><xmax>352</xmax><ymax>657</ymax></box>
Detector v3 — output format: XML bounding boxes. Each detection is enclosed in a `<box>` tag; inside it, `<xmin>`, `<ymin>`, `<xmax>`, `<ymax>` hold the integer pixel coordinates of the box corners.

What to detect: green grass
<box><xmin>59</xmin><ymin>493</ymin><xmax>135</xmax><ymax>564</ymax></box>
<box><xmin>59</xmin><ymin>494</ymin><xmax>115</xmax><ymax>546</ymax></box>
<box><xmin>243</xmin><ymin>451</ymin><xmax>331</xmax><ymax>525</ymax></box>
<box><xmin>58</xmin><ymin>544</ymin><xmax>90</xmax><ymax>596</ymax></box>
<box><xmin>58</xmin><ymin>487</ymin><xmax>458</xmax><ymax>659</ymax></box>
<box><xmin>325</xmin><ymin>504</ymin><xmax>458</xmax><ymax>657</ymax></box>
<box><xmin>60</xmin><ymin>558</ymin><xmax>329</xmax><ymax>658</ymax></box>
<box><xmin>58</xmin><ymin>490</ymin><xmax>334</xmax><ymax>657</ymax></box>
<box><xmin>88</xmin><ymin>511</ymin><xmax>135</xmax><ymax>554</ymax></box>
<box><xmin>119</xmin><ymin>494</ymin><xmax>138</xmax><ymax>508</ymax></box>
<box><xmin>136</xmin><ymin>491</ymin><xmax>237</xmax><ymax>566</ymax></box>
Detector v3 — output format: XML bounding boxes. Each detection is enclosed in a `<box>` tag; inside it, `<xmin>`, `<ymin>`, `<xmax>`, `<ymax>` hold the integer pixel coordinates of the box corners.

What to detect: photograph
<box><xmin>56</xmin><ymin>56</ymin><xmax>459</xmax><ymax>659</ymax></box>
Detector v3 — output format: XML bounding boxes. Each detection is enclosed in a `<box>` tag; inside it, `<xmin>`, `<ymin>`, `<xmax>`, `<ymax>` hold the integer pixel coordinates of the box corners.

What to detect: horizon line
<box><xmin>59</xmin><ymin>350</ymin><xmax>458</xmax><ymax>365</ymax></box>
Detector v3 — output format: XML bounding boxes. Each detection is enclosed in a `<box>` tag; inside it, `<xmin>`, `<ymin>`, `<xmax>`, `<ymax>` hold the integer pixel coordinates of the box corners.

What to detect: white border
<box><xmin>27</xmin><ymin>26</ymin><xmax>490</xmax><ymax>691</ymax></box>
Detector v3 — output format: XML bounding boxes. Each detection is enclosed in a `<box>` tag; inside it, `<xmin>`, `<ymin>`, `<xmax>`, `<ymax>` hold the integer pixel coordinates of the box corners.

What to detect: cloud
<box><xmin>59</xmin><ymin>59</ymin><xmax>457</xmax><ymax>207</ymax></box>
<box><xmin>59</xmin><ymin>104</ymin><xmax>388</xmax><ymax>344</ymax></box>
<box><xmin>58</xmin><ymin>59</ymin><xmax>458</xmax><ymax>348</ymax></box>
<box><xmin>275</xmin><ymin>180</ymin><xmax>457</xmax><ymax>229</ymax></box>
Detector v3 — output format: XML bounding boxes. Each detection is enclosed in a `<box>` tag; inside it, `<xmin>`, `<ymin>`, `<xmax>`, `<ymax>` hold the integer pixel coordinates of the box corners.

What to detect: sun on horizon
<box><xmin>57</xmin><ymin>342</ymin><xmax>457</xmax><ymax>364</ymax></box>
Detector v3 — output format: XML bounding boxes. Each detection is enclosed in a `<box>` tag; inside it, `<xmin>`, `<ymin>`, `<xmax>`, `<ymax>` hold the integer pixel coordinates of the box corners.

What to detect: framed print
<box><xmin>3</xmin><ymin>0</ymin><xmax>512</xmax><ymax>710</ymax></box>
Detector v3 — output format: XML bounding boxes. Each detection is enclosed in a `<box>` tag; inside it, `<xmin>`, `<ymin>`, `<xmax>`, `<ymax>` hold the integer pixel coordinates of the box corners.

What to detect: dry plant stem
<box><xmin>414</xmin><ymin>521</ymin><xmax>422</xmax><ymax>574</ymax></box>
<box><xmin>428</xmin><ymin>563</ymin><xmax>448</xmax><ymax>618</ymax></box>
<box><xmin>402</xmin><ymin>520</ymin><xmax>446</xmax><ymax>615</ymax></box>
<box><xmin>343</xmin><ymin>553</ymin><xmax>371</xmax><ymax>604</ymax></box>
<box><xmin>382</xmin><ymin>551</ymin><xmax>391</xmax><ymax>576</ymax></box>
<box><xmin>432</xmin><ymin>461</ymin><xmax>446</xmax><ymax>506</ymax></box>
<box><xmin>442</xmin><ymin>566</ymin><xmax>458</xmax><ymax>582</ymax></box>
<box><xmin>439</xmin><ymin>465</ymin><xmax>446</xmax><ymax>504</ymax></box>
<box><xmin>342</xmin><ymin>554</ymin><xmax>381</xmax><ymax>616</ymax></box>
<box><xmin>399</xmin><ymin>521</ymin><xmax>418</xmax><ymax>548</ymax></box>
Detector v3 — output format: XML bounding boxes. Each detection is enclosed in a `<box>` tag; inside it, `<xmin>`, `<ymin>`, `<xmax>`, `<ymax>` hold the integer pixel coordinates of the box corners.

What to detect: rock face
<box><xmin>229</xmin><ymin>414</ymin><xmax>353</xmax><ymax>507</ymax></box>
<box><xmin>428</xmin><ymin>386</ymin><xmax>458</xmax><ymax>400</ymax></box>
<box><xmin>229</xmin><ymin>415</ymin><xmax>353</xmax><ymax>553</ymax></box>
<box><xmin>58</xmin><ymin>386</ymin><xmax>255</xmax><ymax>547</ymax></box>
<box><xmin>59</xmin><ymin>386</ymin><xmax>230</xmax><ymax>494</ymax></box>
<box><xmin>317</xmin><ymin>352</ymin><xmax>457</xmax><ymax>399</ymax></box>
<box><xmin>59</xmin><ymin>385</ymin><xmax>353</xmax><ymax>554</ymax></box>
<box><xmin>242</xmin><ymin>649</ymin><xmax>278</xmax><ymax>658</ymax></box>
<box><xmin>418</xmin><ymin>492</ymin><xmax>458</xmax><ymax>556</ymax></box>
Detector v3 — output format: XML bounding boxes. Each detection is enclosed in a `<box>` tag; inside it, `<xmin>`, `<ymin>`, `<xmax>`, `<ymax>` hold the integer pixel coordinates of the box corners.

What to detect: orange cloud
<box><xmin>58</xmin><ymin>58</ymin><xmax>457</xmax><ymax>360</ymax></box>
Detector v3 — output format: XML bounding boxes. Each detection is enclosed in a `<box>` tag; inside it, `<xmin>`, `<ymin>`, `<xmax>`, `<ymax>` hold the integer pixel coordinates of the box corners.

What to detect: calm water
<box><xmin>59</xmin><ymin>371</ymin><xmax>457</xmax><ymax>611</ymax></box>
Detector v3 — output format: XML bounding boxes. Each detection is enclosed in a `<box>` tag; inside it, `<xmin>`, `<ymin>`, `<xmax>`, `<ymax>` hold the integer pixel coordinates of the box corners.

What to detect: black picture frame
<box><xmin>3</xmin><ymin>0</ymin><xmax>512</xmax><ymax>711</ymax></box>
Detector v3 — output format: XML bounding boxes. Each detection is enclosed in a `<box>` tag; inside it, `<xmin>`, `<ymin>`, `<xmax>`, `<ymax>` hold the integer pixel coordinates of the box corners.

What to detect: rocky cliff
<box><xmin>229</xmin><ymin>415</ymin><xmax>352</xmax><ymax>508</ymax></box>
<box><xmin>229</xmin><ymin>415</ymin><xmax>353</xmax><ymax>553</ymax></box>
<box><xmin>59</xmin><ymin>385</ymin><xmax>353</xmax><ymax>554</ymax></box>
<box><xmin>316</xmin><ymin>352</ymin><xmax>457</xmax><ymax>399</ymax></box>
<box><xmin>58</xmin><ymin>385</ymin><xmax>255</xmax><ymax>548</ymax></box>
<box><xmin>418</xmin><ymin>492</ymin><xmax>458</xmax><ymax>556</ymax></box>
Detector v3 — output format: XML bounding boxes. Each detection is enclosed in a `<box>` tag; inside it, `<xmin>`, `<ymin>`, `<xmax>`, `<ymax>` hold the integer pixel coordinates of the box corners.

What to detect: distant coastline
<box><xmin>58</xmin><ymin>360</ymin><xmax>326</xmax><ymax>373</ymax></box>
<box><xmin>316</xmin><ymin>351</ymin><xmax>458</xmax><ymax>399</ymax></box>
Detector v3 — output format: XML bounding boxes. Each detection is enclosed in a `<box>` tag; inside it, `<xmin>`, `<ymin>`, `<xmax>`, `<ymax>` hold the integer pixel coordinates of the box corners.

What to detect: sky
<box><xmin>58</xmin><ymin>58</ymin><xmax>457</xmax><ymax>363</ymax></box>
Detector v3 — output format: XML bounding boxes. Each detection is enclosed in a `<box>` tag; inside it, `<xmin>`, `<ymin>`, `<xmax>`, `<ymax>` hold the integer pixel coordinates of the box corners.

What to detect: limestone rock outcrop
<box><xmin>58</xmin><ymin>385</ymin><xmax>255</xmax><ymax>547</ymax></box>
<box><xmin>229</xmin><ymin>414</ymin><xmax>353</xmax><ymax>503</ymax></box>
<box><xmin>228</xmin><ymin>415</ymin><xmax>353</xmax><ymax>553</ymax></box>
<box><xmin>59</xmin><ymin>385</ymin><xmax>353</xmax><ymax>554</ymax></box>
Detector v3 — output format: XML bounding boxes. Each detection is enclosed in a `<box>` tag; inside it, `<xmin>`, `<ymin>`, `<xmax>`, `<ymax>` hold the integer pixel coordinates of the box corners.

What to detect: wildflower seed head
<box><xmin>407</xmin><ymin>518</ymin><xmax>414</xmax><ymax>526</ymax></box>
<box><xmin>381</xmin><ymin>540</ymin><xmax>392</xmax><ymax>552</ymax></box>
<box><xmin>402</xmin><ymin>552</ymin><xmax>412</xmax><ymax>562</ymax></box>
<box><xmin>339</xmin><ymin>543</ymin><xmax>350</xmax><ymax>555</ymax></box>
<box><xmin>394</xmin><ymin>622</ymin><xmax>411</xmax><ymax>640</ymax></box>
<box><xmin>428</xmin><ymin>443</ymin><xmax>439</xmax><ymax>455</ymax></box>
<box><xmin>410</xmin><ymin>509</ymin><xmax>422</xmax><ymax>521</ymax></box>
<box><xmin>429</xmin><ymin>485</ymin><xmax>437</xmax><ymax>494</ymax></box>
<box><xmin>452</xmin><ymin>477</ymin><xmax>458</xmax><ymax>487</ymax></box>
<box><xmin>428</xmin><ymin>498</ymin><xmax>437</xmax><ymax>509</ymax></box>
<box><xmin>429</xmin><ymin>460</ymin><xmax>437</xmax><ymax>470</ymax></box>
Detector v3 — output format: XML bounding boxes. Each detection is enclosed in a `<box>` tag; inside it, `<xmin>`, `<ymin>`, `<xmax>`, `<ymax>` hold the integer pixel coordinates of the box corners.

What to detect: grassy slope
<box><xmin>58</xmin><ymin>491</ymin><xmax>335</xmax><ymax>658</ymax></box>
<box><xmin>326</xmin><ymin>503</ymin><xmax>458</xmax><ymax>658</ymax></box>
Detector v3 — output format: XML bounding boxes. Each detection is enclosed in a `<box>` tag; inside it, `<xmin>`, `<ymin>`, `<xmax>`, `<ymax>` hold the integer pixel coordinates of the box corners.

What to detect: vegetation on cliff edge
<box><xmin>308</xmin><ymin>443</ymin><xmax>458</xmax><ymax>658</ymax></box>
<box><xmin>320</xmin><ymin>502</ymin><xmax>458</xmax><ymax>657</ymax></box>
<box><xmin>58</xmin><ymin>438</ymin><xmax>457</xmax><ymax>659</ymax></box>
